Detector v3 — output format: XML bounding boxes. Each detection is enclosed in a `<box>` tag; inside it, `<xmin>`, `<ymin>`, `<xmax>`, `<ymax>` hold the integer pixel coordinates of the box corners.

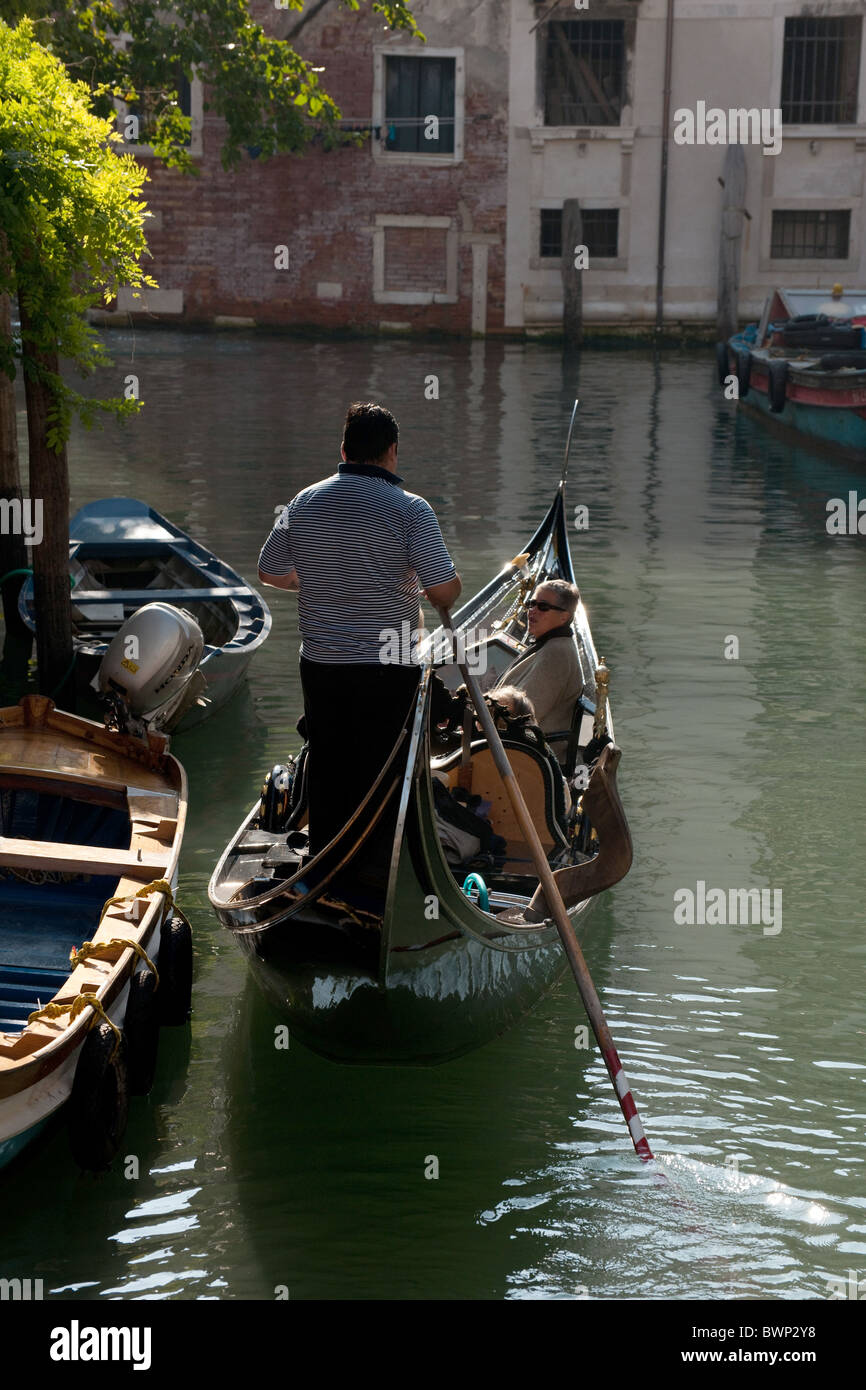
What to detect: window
<box><xmin>539</xmin><ymin>208</ymin><xmax>620</xmax><ymax>260</ymax></box>
<box><xmin>384</xmin><ymin>56</ymin><xmax>455</xmax><ymax>154</ymax></box>
<box><xmin>781</xmin><ymin>17</ymin><xmax>861</xmax><ymax>124</ymax></box>
<box><xmin>124</xmin><ymin>74</ymin><xmax>192</xmax><ymax>145</ymax></box>
<box><xmin>540</xmin><ymin>209</ymin><xmax>562</xmax><ymax>258</ymax></box>
<box><xmin>770</xmin><ymin>210</ymin><xmax>850</xmax><ymax>259</ymax></box>
<box><xmin>372</xmin><ymin>215</ymin><xmax>458</xmax><ymax>305</ymax></box>
<box><xmin>544</xmin><ymin>20</ymin><xmax>625</xmax><ymax>126</ymax></box>
<box><xmin>384</xmin><ymin>225</ymin><xmax>448</xmax><ymax>293</ymax></box>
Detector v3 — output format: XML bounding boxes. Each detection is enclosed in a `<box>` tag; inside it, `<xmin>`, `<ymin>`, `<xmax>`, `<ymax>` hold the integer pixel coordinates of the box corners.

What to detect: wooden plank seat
<box><xmin>0</xmin><ymin>836</ymin><xmax>167</xmax><ymax>881</ymax></box>
<box><xmin>0</xmin><ymin>767</ymin><xmax>128</xmax><ymax>809</ymax></box>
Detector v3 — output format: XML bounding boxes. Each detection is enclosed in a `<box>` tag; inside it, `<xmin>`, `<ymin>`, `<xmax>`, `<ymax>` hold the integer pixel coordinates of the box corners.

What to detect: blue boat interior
<box><xmin>17</xmin><ymin>500</ymin><xmax>270</xmax><ymax>663</ymax></box>
<box><xmin>0</xmin><ymin>788</ymin><xmax>130</xmax><ymax>1034</ymax></box>
<box><xmin>65</xmin><ymin>539</ymin><xmax>241</xmax><ymax>651</ymax></box>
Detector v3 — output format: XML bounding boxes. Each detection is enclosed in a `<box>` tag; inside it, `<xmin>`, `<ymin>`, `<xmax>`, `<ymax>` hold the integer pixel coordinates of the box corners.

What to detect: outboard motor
<box><xmin>92</xmin><ymin>602</ymin><xmax>208</xmax><ymax>736</ymax></box>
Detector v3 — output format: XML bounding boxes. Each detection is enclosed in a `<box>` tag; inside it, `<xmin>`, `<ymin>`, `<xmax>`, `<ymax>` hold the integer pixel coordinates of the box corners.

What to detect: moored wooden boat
<box><xmin>0</xmin><ymin>695</ymin><xmax>190</xmax><ymax>1170</ymax></box>
<box><xmin>209</xmin><ymin>481</ymin><xmax>633</xmax><ymax>1065</ymax></box>
<box><xmin>18</xmin><ymin>498</ymin><xmax>271</xmax><ymax>731</ymax></box>
<box><xmin>719</xmin><ymin>287</ymin><xmax>866</xmax><ymax>461</ymax></box>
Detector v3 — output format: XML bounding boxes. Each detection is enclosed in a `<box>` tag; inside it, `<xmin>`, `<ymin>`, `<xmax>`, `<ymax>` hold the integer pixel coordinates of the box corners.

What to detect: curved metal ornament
<box><xmin>384</xmin><ymin>665</ymin><xmax>432</xmax><ymax>904</ymax></box>
<box><xmin>561</xmin><ymin>397</ymin><xmax>579</xmax><ymax>489</ymax></box>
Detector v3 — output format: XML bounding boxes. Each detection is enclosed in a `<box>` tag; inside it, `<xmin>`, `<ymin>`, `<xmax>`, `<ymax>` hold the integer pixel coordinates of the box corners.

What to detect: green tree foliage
<box><xmin>0</xmin><ymin>16</ymin><xmax>154</xmax><ymax>445</ymax></box>
<box><xmin>18</xmin><ymin>1</ymin><xmax>424</xmax><ymax>173</ymax></box>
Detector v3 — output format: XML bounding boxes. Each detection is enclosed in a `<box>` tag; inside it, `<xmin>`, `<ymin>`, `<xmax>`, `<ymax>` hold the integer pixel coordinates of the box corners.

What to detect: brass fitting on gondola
<box><xmin>593</xmin><ymin>658</ymin><xmax>609</xmax><ymax>741</ymax></box>
<box><xmin>493</xmin><ymin>557</ymin><xmax>535</xmax><ymax>637</ymax></box>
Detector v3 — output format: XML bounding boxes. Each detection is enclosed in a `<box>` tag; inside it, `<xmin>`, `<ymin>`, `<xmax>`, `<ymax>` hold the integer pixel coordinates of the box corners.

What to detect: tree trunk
<box><xmin>17</xmin><ymin>296</ymin><xmax>73</xmax><ymax>705</ymax></box>
<box><xmin>717</xmin><ymin>144</ymin><xmax>747</xmax><ymax>342</ymax></box>
<box><xmin>562</xmin><ymin>199</ymin><xmax>583</xmax><ymax>349</ymax></box>
<box><xmin>0</xmin><ymin>234</ymin><xmax>30</xmax><ymax>639</ymax></box>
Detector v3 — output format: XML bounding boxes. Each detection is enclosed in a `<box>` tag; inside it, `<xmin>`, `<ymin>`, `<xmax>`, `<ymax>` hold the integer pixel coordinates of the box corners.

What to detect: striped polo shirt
<box><xmin>258</xmin><ymin>462</ymin><xmax>457</xmax><ymax>665</ymax></box>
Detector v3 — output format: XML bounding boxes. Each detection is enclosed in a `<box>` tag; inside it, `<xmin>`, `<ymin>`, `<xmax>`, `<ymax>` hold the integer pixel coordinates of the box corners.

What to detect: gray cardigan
<box><xmin>494</xmin><ymin>631</ymin><xmax>583</xmax><ymax>737</ymax></box>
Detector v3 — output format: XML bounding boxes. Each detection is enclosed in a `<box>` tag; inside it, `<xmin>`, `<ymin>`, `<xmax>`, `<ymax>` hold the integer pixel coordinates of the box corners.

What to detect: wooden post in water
<box><xmin>716</xmin><ymin>144</ymin><xmax>746</xmax><ymax>342</ymax></box>
<box><xmin>562</xmin><ymin>198</ymin><xmax>583</xmax><ymax>348</ymax></box>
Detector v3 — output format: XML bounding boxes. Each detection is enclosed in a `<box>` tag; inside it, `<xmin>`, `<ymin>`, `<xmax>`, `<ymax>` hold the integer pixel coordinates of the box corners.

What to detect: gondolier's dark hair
<box><xmin>342</xmin><ymin>402</ymin><xmax>399</xmax><ymax>464</ymax></box>
<box><xmin>536</xmin><ymin>579</ymin><xmax>580</xmax><ymax>614</ymax></box>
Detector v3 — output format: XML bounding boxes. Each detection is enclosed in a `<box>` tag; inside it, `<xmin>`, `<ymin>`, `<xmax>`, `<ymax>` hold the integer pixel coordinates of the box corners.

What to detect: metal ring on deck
<box><xmin>461</xmin><ymin>872</ymin><xmax>490</xmax><ymax>912</ymax></box>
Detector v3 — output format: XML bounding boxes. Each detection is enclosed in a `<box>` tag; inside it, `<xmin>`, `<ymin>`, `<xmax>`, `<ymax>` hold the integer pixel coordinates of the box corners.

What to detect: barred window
<box><xmin>770</xmin><ymin>210</ymin><xmax>851</xmax><ymax>259</ymax></box>
<box><xmin>781</xmin><ymin>17</ymin><xmax>861</xmax><ymax>124</ymax></box>
<box><xmin>384</xmin><ymin>56</ymin><xmax>455</xmax><ymax>153</ymax></box>
<box><xmin>544</xmin><ymin>20</ymin><xmax>625</xmax><ymax>126</ymax></box>
<box><xmin>539</xmin><ymin>208</ymin><xmax>620</xmax><ymax>260</ymax></box>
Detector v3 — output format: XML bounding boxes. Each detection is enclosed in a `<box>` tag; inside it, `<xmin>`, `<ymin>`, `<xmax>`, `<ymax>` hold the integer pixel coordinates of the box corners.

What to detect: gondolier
<box><xmin>257</xmin><ymin>401</ymin><xmax>461</xmax><ymax>879</ymax></box>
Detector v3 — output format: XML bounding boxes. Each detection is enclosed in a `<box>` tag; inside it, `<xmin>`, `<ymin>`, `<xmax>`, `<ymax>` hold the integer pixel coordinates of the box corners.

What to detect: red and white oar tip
<box><xmin>607</xmin><ymin>1050</ymin><xmax>655</xmax><ymax>1163</ymax></box>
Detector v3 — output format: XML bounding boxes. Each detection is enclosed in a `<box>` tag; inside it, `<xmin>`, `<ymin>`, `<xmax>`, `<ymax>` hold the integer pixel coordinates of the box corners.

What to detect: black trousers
<box><xmin>299</xmin><ymin>657</ymin><xmax>421</xmax><ymax>867</ymax></box>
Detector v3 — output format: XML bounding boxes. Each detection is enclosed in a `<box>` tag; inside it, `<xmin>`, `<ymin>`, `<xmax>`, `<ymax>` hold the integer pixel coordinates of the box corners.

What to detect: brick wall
<box><xmin>123</xmin><ymin>0</ymin><xmax>510</xmax><ymax>336</ymax></box>
<box><xmin>384</xmin><ymin>227</ymin><xmax>447</xmax><ymax>294</ymax></box>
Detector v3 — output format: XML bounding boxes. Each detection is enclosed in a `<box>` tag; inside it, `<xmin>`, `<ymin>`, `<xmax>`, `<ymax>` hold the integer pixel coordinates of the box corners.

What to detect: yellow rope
<box><xmin>27</xmin><ymin>993</ymin><xmax>123</xmax><ymax>1061</ymax></box>
<box><xmin>70</xmin><ymin>938</ymin><xmax>159</xmax><ymax>990</ymax></box>
<box><xmin>97</xmin><ymin>877</ymin><xmax>192</xmax><ymax>934</ymax></box>
<box><xmin>319</xmin><ymin>898</ymin><xmax>374</xmax><ymax>928</ymax></box>
<box><xmin>305</xmin><ymin>893</ymin><xmax>382</xmax><ymax>928</ymax></box>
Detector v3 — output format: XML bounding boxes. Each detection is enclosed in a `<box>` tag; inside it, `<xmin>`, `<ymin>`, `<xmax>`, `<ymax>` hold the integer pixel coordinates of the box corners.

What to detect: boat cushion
<box><xmin>433</xmin><ymin>737</ymin><xmax>570</xmax><ymax>866</ymax></box>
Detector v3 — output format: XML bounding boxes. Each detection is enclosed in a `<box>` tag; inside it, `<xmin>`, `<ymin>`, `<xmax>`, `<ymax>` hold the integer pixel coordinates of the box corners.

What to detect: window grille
<box><xmin>544</xmin><ymin>21</ymin><xmax>625</xmax><ymax>127</ymax></box>
<box><xmin>539</xmin><ymin>207</ymin><xmax>620</xmax><ymax>259</ymax></box>
<box><xmin>770</xmin><ymin>209</ymin><xmax>851</xmax><ymax>259</ymax></box>
<box><xmin>781</xmin><ymin>17</ymin><xmax>861</xmax><ymax>124</ymax></box>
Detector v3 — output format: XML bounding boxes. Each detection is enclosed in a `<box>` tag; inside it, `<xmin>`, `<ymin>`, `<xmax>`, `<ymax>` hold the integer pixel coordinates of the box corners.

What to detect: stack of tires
<box><xmin>68</xmin><ymin>917</ymin><xmax>193</xmax><ymax>1172</ymax></box>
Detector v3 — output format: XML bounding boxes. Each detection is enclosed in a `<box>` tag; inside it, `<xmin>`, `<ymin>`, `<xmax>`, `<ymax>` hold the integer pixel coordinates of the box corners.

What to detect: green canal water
<box><xmin>1</xmin><ymin>333</ymin><xmax>865</xmax><ymax>1301</ymax></box>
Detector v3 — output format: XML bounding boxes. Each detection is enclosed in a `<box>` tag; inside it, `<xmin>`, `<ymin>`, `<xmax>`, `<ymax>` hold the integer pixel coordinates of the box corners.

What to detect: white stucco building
<box><xmin>506</xmin><ymin>0</ymin><xmax>866</xmax><ymax>333</ymax></box>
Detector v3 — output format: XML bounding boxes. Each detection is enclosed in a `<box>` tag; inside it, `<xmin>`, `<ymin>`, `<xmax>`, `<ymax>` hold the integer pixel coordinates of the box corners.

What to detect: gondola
<box><xmin>209</xmin><ymin>457</ymin><xmax>633</xmax><ymax>1065</ymax></box>
<box><xmin>18</xmin><ymin>498</ymin><xmax>271</xmax><ymax>732</ymax></box>
<box><xmin>0</xmin><ymin>695</ymin><xmax>190</xmax><ymax>1171</ymax></box>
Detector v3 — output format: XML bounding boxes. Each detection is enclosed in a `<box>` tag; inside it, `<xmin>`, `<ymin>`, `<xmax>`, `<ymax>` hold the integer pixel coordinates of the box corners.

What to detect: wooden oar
<box><xmin>437</xmin><ymin>606</ymin><xmax>654</xmax><ymax>1164</ymax></box>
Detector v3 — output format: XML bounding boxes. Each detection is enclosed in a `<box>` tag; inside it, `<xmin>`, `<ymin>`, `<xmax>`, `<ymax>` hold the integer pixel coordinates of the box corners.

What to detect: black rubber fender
<box><xmin>768</xmin><ymin>358</ymin><xmax>789</xmax><ymax>414</ymax></box>
<box><xmin>68</xmin><ymin>1021</ymin><xmax>129</xmax><ymax>1172</ymax></box>
<box><xmin>158</xmin><ymin>916</ymin><xmax>193</xmax><ymax>1025</ymax></box>
<box><xmin>124</xmin><ymin>967</ymin><xmax>160</xmax><ymax>1095</ymax></box>
<box><xmin>715</xmin><ymin>341</ymin><xmax>731</xmax><ymax>387</ymax></box>
<box><xmin>814</xmin><ymin>351</ymin><xmax>866</xmax><ymax>372</ymax></box>
<box><xmin>736</xmin><ymin>348</ymin><xmax>752</xmax><ymax>399</ymax></box>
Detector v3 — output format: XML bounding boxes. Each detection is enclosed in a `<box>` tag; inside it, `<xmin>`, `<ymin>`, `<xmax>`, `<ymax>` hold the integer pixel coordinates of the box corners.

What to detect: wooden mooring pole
<box><xmin>562</xmin><ymin>198</ymin><xmax>583</xmax><ymax>348</ymax></box>
<box><xmin>717</xmin><ymin>144</ymin><xmax>747</xmax><ymax>342</ymax></box>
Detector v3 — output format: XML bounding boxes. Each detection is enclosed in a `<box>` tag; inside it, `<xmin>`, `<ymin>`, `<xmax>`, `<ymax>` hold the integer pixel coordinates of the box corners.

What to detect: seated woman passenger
<box><xmin>487</xmin><ymin>685</ymin><xmax>536</xmax><ymax>722</ymax></box>
<box><xmin>493</xmin><ymin>580</ymin><xmax>583</xmax><ymax>742</ymax></box>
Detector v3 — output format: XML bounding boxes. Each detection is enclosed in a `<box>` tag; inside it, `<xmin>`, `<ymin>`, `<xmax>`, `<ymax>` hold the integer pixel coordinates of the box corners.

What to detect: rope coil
<box><xmin>24</xmin><ymin>880</ymin><xmax>190</xmax><ymax>1063</ymax></box>
<box><xmin>98</xmin><ymin>877</ymin><xmax>192</xmax><ymax>935</ymax></box>
<box><xmin>70</xmin><ymin>937</ymin><xmax>159</xmax><ymax>989</ymax></box>
<box><xmin>27</xmin><ymin>992</ymin><xmax>123</xmax><ymax>1061</ymax></box>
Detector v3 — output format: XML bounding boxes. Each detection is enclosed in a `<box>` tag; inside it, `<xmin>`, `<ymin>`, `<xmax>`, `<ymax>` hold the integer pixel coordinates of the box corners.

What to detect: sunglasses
<box><xmin>527</xmin><ymin>599</ymin><xmax>566</xmax><ymax>613</ymax></box>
